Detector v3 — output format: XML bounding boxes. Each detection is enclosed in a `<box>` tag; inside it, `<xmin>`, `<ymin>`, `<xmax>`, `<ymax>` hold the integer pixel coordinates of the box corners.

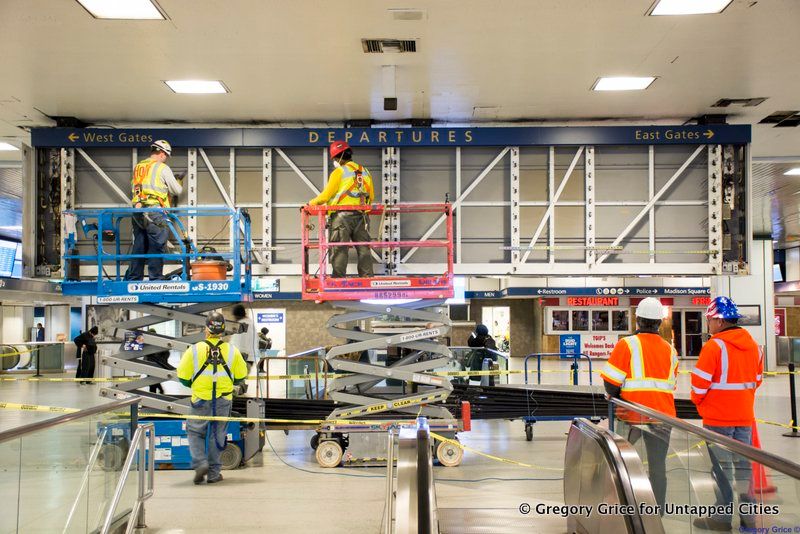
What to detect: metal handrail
<box><xmin>523</xmin><ymin>352</ymin><xmax>594</xmax><ymax>385</ymax></box>
<box><xmin>610</xmin><ymin>398</ymin><xmax>800</xmax><ymax>479</ymax></box>
<box><xmin>0</xmin><ymin>397</ymin><xmax>140</xmax><ymax>444</ymax></box>
<box><xmin>62</xmin><ymin>427</ymin><xmax>108</xmax><ymax>534</ymax></box>
<box><xmin>100</xmin><ymin>422</ymin><xmax>156</xmax><ymax>534</ymax></box>
<box><xmin>384</xmin><ymin>428</ymin><xmax>396</xmax><ymax>534</ymax></box>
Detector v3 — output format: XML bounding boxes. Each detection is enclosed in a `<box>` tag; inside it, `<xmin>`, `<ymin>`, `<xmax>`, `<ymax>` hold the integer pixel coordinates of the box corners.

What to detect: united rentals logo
<box><xmin>127</xmin><ymin>282</ymin><xmax>189</xmax><ymax>293</ymax></box>
<box><xmin>370</xmin><ymin>279</ymin><xmax>412</xmax><ymax>288</ymax></box>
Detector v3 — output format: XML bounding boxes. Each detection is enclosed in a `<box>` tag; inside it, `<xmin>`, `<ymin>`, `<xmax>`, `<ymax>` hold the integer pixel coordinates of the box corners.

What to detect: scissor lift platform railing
<box><xmin>61</xmin><ymin>206</ymin><xmax>252</xmax><ymax>303</ymax></box>
<box><xmin>301</xmin><ymin>203</ymin><xmax>454</xmax><ymax>301</ymax></box>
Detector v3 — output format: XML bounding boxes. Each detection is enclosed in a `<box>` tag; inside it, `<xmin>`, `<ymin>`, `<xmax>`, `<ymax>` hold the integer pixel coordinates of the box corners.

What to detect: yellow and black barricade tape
<box><xmin>0</xmin><ymin>376</ymin><xmax>138</xmax><ymax>383</ymax></box>
<box><xmin>756</xmin><ymin>418</ymin><xmax>800</xmax><ymax>432</ymax></box>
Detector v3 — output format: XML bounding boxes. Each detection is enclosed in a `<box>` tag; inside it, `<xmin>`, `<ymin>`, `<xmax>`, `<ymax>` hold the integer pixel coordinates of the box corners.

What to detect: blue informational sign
<box><xmin>560</xmin><ymin>334</ymin><xmax>581</xmax><ymax>357</ymax></box>
<box><xmin>30</xmin><ymin>124</ymin><xmax>751</xmax><ymax>149</ymax></box>
<box><xmin>503</xmin><ymin>287</ymin><xmax>710</xmax><ymax>297</ymax></box>
<box><xmin>257</xmin><ymin>313</ymin><xmax>284</xmax><ymax>323</ymax></box>
<box><xmin>252</xmin><ymin>291</ymin><xmax>302</xmax><ymax>300</ymax></box>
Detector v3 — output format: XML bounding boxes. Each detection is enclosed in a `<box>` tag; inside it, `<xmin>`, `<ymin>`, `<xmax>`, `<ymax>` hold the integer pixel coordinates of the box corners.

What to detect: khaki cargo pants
<box><xmin>329</xmin><ymin>212</ymin><xmax>374</xmax><ymax>277</ymax></box>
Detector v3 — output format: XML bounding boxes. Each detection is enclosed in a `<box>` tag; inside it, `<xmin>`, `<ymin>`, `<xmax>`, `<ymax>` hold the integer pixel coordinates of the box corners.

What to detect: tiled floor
<box><xmin>1</xmin><ymin>358</ymin><xmax>799</xmax><ymax>533</ymax></box>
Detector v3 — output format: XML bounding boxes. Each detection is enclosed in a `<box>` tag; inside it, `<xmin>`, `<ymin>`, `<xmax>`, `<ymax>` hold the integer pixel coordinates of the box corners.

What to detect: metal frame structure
<box><xmin>34</xmin><ymin>129</ymin><xmax>746</xmax><ymax>280</ymax></box>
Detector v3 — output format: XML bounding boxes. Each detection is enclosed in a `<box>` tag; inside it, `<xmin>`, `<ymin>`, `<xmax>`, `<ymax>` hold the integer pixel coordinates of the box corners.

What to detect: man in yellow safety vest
<box><xmin>177</xmin><ymin>312</ymin><xmax>248</xmax><ymax>485</ymax></box>
<box><xmin>308</xmin><ymin>140</ymin><xmax>374</xmax><ymax>277</ymax></box>
<box><xmin>125</xmin><ymin>139</ymin><xmax>183</xmax><ymax>281</ymax></box>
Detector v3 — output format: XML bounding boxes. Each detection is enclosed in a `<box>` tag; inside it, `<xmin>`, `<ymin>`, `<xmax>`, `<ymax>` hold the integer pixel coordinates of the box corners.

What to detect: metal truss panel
<box><xmin>585</xmin><ymin>147</ymin><xmax>595</xmax><ymax>264</ymax></box>
<box><xmin>510</xmin><ymin>147</ymin><xmax>520</xmax><ymax>267</ymax></box>
<box><xmin>187</xmin><ymin>148</ymin><xmax>197</xmax><ymax>241</ymax></box>
<box><xmin>263</xmin><ymin>148</ymin><xmax>273</xmax><ymax>265</ymax></box>
<box><xmin>708</xmin><ymin>145</ymin><xmax>723</xmax><ymax>274</ymax></box>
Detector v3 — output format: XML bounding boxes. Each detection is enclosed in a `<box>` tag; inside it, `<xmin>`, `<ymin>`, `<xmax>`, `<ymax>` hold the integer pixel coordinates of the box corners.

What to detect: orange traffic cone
<box><xmin>750</xmin><ymin>421</ymin><xmax>777</xmax><ymax>495</ymax></box>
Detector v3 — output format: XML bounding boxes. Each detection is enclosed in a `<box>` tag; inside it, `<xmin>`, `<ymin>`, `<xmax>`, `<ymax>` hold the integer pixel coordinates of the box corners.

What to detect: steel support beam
<box><xmin>708</xmin><ymin>144</ymin><xmax>723</xmax><ymax>274</ymax></box>
<box><xmin>596</xmin><ymin>145</ymin><xmax>704</xmax><ymax>264</ymax></box>
<box><xmin>402</xmin><ymin>147</ymin><xmax>509</xmax><ymax>263</ymax></box>
<box><xmin>585</xmin><ymin>146</ymin><xmax>595</xmax><ymax>265</ymax></box>
<box><xmin>263</xmin><ymin>148</ymin><xmax>273</xmax><ymax>266</ymax></box>
<box><xmin>649</xmin><ymin>146</ymin><xmax>655</xmax><ymax>264</ymax></box>
<box><xmin>521</xmin><ymin>146</ymin><xmax>584</xmax><ymax>264</ymax></box>
<box><xmin>187</xmin><ymin>148</ymin><xmax>198</xmax><ymax>242</ymax></box>
<box><xmin>76</xmin><ymin>148</ymin><xmax>129</xmax><ymax>203</ymax></box>
<box><xmin>455</xmin><ymin>147</ymin><xmax>462</xmax><ymax>264</ymax></box>
<box><xmin>275</xmin><ymin>148</ymin><xmax>320</xmax><ymax>196</ymax></box>
<box><xmin>510</xmin><ymin>147</ymin><xmax>520</xmax><ymax>267</ymax></box>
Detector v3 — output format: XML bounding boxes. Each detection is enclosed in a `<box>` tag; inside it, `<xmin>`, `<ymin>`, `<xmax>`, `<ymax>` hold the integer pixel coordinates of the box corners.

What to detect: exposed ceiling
<box><xmin>0</xmin><ymin>0</ymin><xmax>799</xmax><ymax>237</ymax></box>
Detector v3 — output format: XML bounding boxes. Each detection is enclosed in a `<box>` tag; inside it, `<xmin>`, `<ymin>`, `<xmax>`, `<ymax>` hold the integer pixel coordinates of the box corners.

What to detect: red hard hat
<box><xmin>329</xmin><ymin>140</ymin><xmax>350</xmax><ymax>159</ymax></box>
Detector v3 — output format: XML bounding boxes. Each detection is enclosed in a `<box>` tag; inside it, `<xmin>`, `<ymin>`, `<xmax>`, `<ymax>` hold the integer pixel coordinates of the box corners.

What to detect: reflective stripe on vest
<box><xmin>619</xmin><ymin>334</ymin><xmax>676</xmax><ymax>393</ymax></box>
<box><xmin>191</xmin><ymin>343</ymin><xmax>235</xmax><ymax>382</ymax></box>
<box><xmin>706</xmin><ymin>338</ymin><xmax>757</xmax><ymax>391</ymax></box>
<box><xmin>132</xmin><ymin>159</ymin><xmax>169</xmax><ymax>206</ymax></box>
<box><xmin>332</xmin><ymin>163</ymin><xmax>369</xmax><ymax>205</ymax></box>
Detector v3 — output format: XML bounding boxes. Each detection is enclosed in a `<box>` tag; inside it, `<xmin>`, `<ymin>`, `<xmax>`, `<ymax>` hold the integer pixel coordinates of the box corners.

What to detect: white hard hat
<box><xmin>151</xmin><ymin>139</ymin><xmax>172</xmax><ymax>156</ymax></box>
<box><xmin>636</xmin><ymin>297</ymin><xmax>664</xmax><ymax>320</ymax></box>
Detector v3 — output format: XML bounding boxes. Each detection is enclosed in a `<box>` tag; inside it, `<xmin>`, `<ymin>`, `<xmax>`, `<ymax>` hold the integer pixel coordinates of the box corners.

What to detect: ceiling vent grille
<box><xmin>362</xmin><ymin>39</ymin><xmax>417</xmax><ymax>53</ymax></box>
<box><xmin>760</xmin><ymin>111</ymin><xmax>800</xmax><ymax>127</ymax></box>
<box><xmin>712</xmin><ymin>97</ymin><xmax>767</xmax><ymax>107</ymax></box>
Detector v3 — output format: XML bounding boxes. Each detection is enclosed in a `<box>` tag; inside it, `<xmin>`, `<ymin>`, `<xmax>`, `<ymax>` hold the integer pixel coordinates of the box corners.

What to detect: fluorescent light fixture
<box><xmin>76</xmin><ymin>0</ymin><xmax>164</xmax><ymax>19</ymax></box>
<box><xmin>650</xmin><ymin>0</ymin><xmax>732</xmax><ymax>16</ymax></box>
<box><xmin>164</xmin><ymin>80</ymin><xmax>229</xmax><ymax>94</ymax></box>
<box><xmin>592</xmin><ymin>77</ymin><xmax>656</xmax><ymax>91</ymax></box>
<box><xmin>784</xmin><ymin>167</ymin><xmax>800</xmax><ymax>176</ymax></box>
<box><xmin>0</xmin><ymin>142</ymin><xmax>19</xmax><ymax>151</ymax></box>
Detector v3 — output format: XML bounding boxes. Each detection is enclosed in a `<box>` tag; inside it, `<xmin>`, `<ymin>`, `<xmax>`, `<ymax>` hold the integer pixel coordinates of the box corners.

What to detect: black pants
<box><xmin>627</xmin><ymin>424</ymin><xmax>672</xmax><ymax>511</ymax></box>
<box><xmin>76</xmin><ymin>352</ymin><xmax>96</xmax><ymax>381</ymax></box>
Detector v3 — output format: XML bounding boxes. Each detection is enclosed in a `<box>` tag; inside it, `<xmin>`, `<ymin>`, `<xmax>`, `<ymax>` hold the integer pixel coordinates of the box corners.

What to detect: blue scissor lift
<box><xmin>63</xmin><ymin>206</ymin><xmax>264</xmax><ymax>470</ymax></box>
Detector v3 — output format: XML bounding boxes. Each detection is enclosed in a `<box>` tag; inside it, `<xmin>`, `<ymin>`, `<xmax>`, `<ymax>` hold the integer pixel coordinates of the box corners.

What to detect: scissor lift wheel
<box><xmin>221</xmin><ymin>442</ymin><xmax>243</xmax><ymax>471</ymax></box>
<box><xmin>316</xmin><ymin>440</ymin><xmax>344</xmax><ymax>468</ymax></box>
<box><xmin>435</xmin><ymin>440</ymin><xmax>463</xmax><ymax>467</ymax></box>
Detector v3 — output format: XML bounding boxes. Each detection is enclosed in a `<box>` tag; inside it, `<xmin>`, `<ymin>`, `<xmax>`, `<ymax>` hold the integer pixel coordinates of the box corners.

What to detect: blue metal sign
<box><xmin>256</xmin><ymin>312</ymin><xmax>284</xmax><ymax>323</ymax></box>
<box><xmin>559</xmin><ymin>334</ymin><xmax>581</xmax><ymax>356</ymax></box>
<box><xmin>252</xmin><ymin>291</ymin><xmax>302</xmax><ymax>300</ymax></box>
<box><xmin>31</xmin><ymin>125</ymin><xmax>750</xmax><ymax>149</ymax></box>
<box><xmin>468</xmin><ymin>287</ymin><xmax>710</xmax><ymax>298</ymax></box>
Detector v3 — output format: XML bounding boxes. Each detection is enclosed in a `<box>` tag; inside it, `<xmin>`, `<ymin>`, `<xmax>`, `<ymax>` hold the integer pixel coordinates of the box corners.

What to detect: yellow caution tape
<box><xmin>429</xmin><ymin>431</ymin><xmax>563</xmax><ymax>471</ymax></box>
<box><xmin>0</xmin><ymin>347</ymin><xmax>41</xmax><ymax>358</ymax></box>
<box><xmin>756</xmin><ymin>418</ymin><xmax>800</xmax><ymax>432</ymax></box>
<box><xmin>0</xmin><ymin>401</ymin><xmax>80</xmax><ymax>414</ymax></box>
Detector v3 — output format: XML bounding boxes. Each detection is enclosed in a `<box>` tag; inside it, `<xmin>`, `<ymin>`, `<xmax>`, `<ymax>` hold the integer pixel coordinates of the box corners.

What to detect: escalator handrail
<box><xmin>569</xmin><ymin>418</ymin><xmax>663</xmax><ymax>534</ymax></box>
<box><xmin>610</xmin><ymin>398</ymin><xmax>800</xmax><ymax>479</ymax></box>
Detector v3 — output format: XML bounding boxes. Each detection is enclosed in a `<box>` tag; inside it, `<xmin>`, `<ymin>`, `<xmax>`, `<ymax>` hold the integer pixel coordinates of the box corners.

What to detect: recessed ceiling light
<box><xmin>592</xmin><ymin>77</ymin><xmax>656</xmax><ymax>91</ymax></box>
<box><xmin>76</xmin><ymin>0</ymin><xmax>165</xmax><ymax>20</ymax></box>
<box><xmin>0</xmin><ymin>142</ymin><xmax>19</xmax><ymax>151</ymax></box>
<box><xmin>785</xmin><ymin>168</ymin><xmax>800</xmax><ymax>176</ymax></box>
<box><xmin>649</xmin><ymin>0</ymin><xmax>733</xmax><ymax>16</ymax></box>
<box><xmin>164</xmin><ymin>80</ymin><xmax>229</xmax><ymax>94</ymax></box>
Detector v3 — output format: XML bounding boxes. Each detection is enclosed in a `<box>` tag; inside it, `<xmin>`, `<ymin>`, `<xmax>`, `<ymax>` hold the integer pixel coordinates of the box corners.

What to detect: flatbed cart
<box><xmin>521</xmin><ymin>352</ymin><xmax>601</xmax><ymax>442</ymax></box>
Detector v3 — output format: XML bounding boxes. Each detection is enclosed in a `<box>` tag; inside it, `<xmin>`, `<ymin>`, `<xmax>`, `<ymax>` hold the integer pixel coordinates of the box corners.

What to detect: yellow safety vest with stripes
<box><xmin>177</xmin><ymin>338</ymin><xmax>248</xmax><ymax>402</ymax></box>
<box><xmin>332</xmin><ymin>162</ymin><xmax>372</xmax><ymax>206</ymax></box>
<box><xmin>132</xmin><ymin>158</ymin><xmax>170</xmax><ymax>207</ymax></box>
<box><xmin>617</xmin><ymin>335</ymin><xmax>678</xmax><ymax>394</ymax></box>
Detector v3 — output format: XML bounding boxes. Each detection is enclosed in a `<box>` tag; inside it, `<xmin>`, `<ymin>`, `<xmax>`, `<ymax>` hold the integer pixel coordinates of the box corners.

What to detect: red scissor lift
<box><xmin>301</xmin><ymin>203</ymin><xmax>454</xmax><ymax>301</ymax></box>
<box><xmin>300</xmin><ymin>203</ymin><xmax>465</xmax><ymax>468</ymax></box>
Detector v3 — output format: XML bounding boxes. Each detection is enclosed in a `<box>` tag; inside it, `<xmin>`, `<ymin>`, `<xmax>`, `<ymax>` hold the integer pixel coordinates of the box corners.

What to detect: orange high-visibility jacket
<box><xmin>601</xmin><ymin>333</ymin><xmax>679</xmax><ymax>418</ymax></box>
<box><xmin>691</xmin><ymin>327</ymin><xmax>762</xmax><ymax>427</ymax></box>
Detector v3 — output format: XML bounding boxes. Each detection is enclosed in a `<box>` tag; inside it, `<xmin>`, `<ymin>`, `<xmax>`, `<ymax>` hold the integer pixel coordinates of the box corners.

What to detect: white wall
<box><xmin>786</xmin><ymin>247</ymin><xmax>800</xmax><ymax>282</ymax></box>
<box><xmin>711</xmin><ymin>240</ymin><xmax>776</xmax><ymax>370</ymax></box>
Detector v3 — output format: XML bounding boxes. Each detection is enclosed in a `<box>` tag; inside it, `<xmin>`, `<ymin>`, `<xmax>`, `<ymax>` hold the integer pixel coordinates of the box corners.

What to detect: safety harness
<box><xmin>190</xmin><ymin>339</ymin><xmax>233</xmax><ymax>451</ymax></box>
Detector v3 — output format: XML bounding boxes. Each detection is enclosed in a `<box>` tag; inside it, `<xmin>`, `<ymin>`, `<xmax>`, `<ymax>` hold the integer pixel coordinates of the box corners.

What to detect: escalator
<box><xmin>387</xmin><ymin>417</ymin><xmax>661</xmax><ymax>534</ymax></box>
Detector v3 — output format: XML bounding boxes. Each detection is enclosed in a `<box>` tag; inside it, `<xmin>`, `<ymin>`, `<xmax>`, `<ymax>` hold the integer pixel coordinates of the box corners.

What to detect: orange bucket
<box><xmin>190</xmin><ymin>260</ymin><xmax>227</xmax><ymax>280</ymax></box>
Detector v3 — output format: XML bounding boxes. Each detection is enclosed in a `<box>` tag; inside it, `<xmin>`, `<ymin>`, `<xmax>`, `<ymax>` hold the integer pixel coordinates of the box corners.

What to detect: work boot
<box><xmin>193</xmin><ymin>464</ymin><xmax>208</xmax><ymax>485</ymax></box>
<box><xmin>207</xmin><ymin>474</ymin><xmax>224</xmax><ymax>484</ymax></box>
<box><xmin>692</xmin><ymin>517</ymin><xmax>732</xmax><ymax>531</ymax></box>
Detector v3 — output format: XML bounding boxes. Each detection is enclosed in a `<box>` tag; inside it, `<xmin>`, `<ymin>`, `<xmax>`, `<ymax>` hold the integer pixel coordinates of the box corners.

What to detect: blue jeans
<box><xmin>187</xmin><ymin>397</ymin><xmax>232</xmax><ymax>480</ymax></box>
<box><xmin>125</xmin><ymin>212</ymin><xmax>169</xmax><ymax>280</ymax></box>
<box><xmin>704</xmin><ymin>424</ymin><xmax>753</xmax><ymax>522</ymax></box>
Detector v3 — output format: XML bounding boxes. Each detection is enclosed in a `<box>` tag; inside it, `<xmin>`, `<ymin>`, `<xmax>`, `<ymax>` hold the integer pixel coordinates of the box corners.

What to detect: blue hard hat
<box><xmin>705</xmin><ymin>296</ymin><xmax>743</xmax><ymax>320</ymax></box>
<box><xmin>475</xmin><ymin>324</ymin><xmax>489</xmax><ymax>336</ymax></box>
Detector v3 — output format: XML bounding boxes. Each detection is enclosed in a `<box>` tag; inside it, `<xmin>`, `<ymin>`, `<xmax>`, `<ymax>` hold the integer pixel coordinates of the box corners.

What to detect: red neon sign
<box><xmin>692</xmin><ymin>297</ymin><xmax>712</xmax><ymax>306</ymax></box>
<box><xmin>567</xmin><ymin>297</ymin><xmax>619</xmax><ymax>306</ymax></box>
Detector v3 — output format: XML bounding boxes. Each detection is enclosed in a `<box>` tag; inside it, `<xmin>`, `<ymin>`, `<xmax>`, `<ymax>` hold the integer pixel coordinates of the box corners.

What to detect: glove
<box><xmin>175</xmin><ymin>172</ymin><xmax>186</xmax><ymax>181</ymax></box>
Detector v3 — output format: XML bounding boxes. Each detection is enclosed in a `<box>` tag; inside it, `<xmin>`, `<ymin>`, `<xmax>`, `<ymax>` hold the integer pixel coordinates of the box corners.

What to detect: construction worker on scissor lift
<box><xmin>601</xmin><ymin>297</ymin><xmax>678</xmax><ymax>513</ymax></box>
<box><xmin>177</xmin><ymin>312</ymin><xmax>248</xmax><ymax>485</ymax></box>
<box><xmin>307</xmin><ymin>140</ymin><xmax>374</xmax><ymax>278</ymax></box>
<box><xmin>124</xmin><ymin>140</ymin><xmax>183</xmax><ymax>281</ymax></box>
<box><xmin>691</xmin><ymin>296</ymin><xmax>762</xmax><ymax>531</ymax></box>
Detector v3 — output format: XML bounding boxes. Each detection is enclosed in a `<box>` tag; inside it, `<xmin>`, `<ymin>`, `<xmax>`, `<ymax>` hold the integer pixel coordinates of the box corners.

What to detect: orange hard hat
<box><xmin>329</xmin><ymin>140</ymin><xmax>350</xmax><ymax>159</ymax></box>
